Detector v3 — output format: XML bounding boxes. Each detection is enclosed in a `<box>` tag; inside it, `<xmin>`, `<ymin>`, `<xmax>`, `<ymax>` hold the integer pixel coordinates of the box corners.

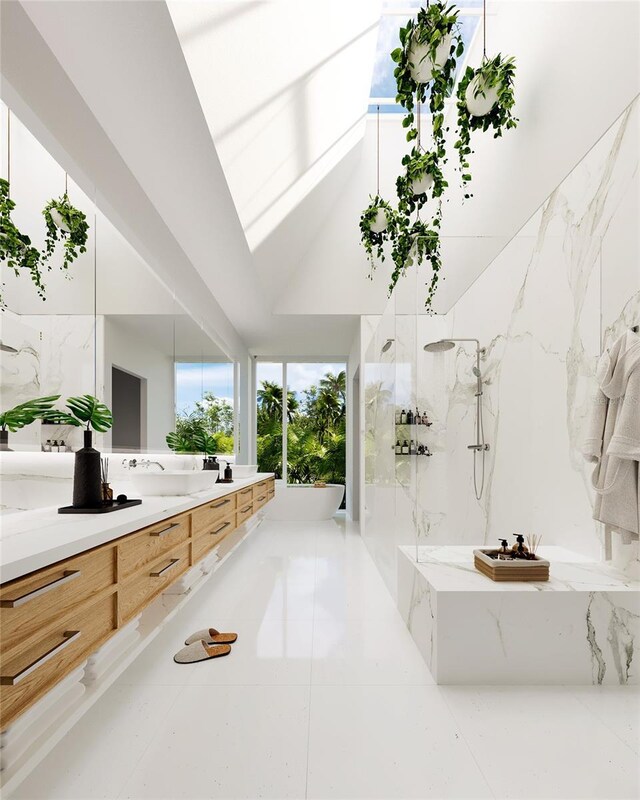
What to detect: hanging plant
<box><xmin>454</xmin><ymin>54</ymin><xmax>518</xmax><ymax>191</ymax></box>
<box><xmin>0</xmin><ymin>178</ymin><xmax>44</xmax><ymax>305</ymax></box>
<box><xmin>391</xmin><ymin>2</ymin><xmax>463</xmax><ymax>148</ymax></box>
<box><xmin>396</xmin><ymin>148</ymin><xmax>447</xmax><ymax>216</ymax></box>
<box><xmin>360</xmin><ymin>196</ymin><xmax>398</xmax><ymax>273</ymax></box>
<box><xmin>42</xmin><ymin>192</ymin><xmax>89</xmax><ymax>272</ymax></box>
<box><xmin>389</xmin><ymin>216</ymin><xmax>442</xmax><ymax>309</ymax></box>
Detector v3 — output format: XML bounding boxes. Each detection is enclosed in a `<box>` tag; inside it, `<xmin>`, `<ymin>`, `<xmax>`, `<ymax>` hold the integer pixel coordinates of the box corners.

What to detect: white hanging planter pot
<box><xmin>411</xmin><ymin>172</ymin><xmax>434</xmax><ymax>196</ymax></box>
<box><xmin>465</xmin><ymin>74</ymin><xmax>500</xmax><ymax>117</ymax></box>
<box><xmin>408</xmin><ymin>32</ymin><xmax>452</xmax><ymax>83</ymax></box>
<box><xmin>49</xmin><ymin>208</ymin><xmax>71</xmax><ymax>233</ymax></box>
<box><xmin>369</xmin><ymin>207</ymin><xmax>389</xmax><ymax>234</ymax></box>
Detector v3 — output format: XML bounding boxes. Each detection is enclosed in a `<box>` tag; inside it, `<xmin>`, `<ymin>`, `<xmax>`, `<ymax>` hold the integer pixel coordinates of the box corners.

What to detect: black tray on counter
<box><xmin>58</xmin><ymin>499</ymin><xmax>142</xmax><ymax>514</ymax></box>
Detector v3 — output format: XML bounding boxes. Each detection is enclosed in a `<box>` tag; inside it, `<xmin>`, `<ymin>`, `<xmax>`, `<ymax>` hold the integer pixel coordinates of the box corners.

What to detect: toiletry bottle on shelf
<box><xmin>415</xmin><ymin>407</ymin><xmax>421</xmax><ymax>425</ymax></box>
<box><xmin>400</xmin><ymin>409</ymin><xmax>406</xmax><ymax>424</ymax></box>
<box><xmin>422</xmin><ymin>412</ymin><xmax>431</xmax><ymax>426</ymax></box>
<box><xmin>406</xmin><ymin>409</ymin><xmax>413</xmax><ymax>425</ymax></box>
<box><xmin>51</xmin><ymin>440</ymin><xmax>59</xmax><ymax>453</ymax></box>
<box><xmin>59</xmin><ymin>440</ymin><xmax>66</xmax><ymax>453</ymax></box>
<box><xmin>409</xmin><ymin>439</ymin><xmax>416</xmax><ymax>455</ymax></box>
<box><xmin>44</xmin><ymin>439</ymin><xmax>52</xmax><ymax>452</ymax></box>
<box><xmin>395</xmin><ymin>439</ymin><xmax>401</xmax><ymax>455</ymax></box>
<box><xmin>401</xmin><ymin>440</ymin><xmax>409</xmax><ymax>455</ymax></box>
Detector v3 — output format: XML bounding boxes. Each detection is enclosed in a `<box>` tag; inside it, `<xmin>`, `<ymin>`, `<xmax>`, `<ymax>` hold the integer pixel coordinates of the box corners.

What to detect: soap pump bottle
<box><xmin>223</xmin><ymin>461</ymin><xmax>233</xmax><ymax>482</ymax></box>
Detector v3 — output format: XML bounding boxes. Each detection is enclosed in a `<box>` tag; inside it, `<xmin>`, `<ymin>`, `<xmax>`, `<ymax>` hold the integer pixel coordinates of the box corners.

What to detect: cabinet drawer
<box><xmin>0</xmin><ymin>546</ymin><xmax>116</xmax><ymax>656</ymax></box>
<box><xmin>0</xmin><ymin>593</ymin><xmax>116</xmax><ymax>730</ymax></box>
<box><xmin>252</xmin><ymin>480</ymin><xmax>269</xmax><ymax>499</ymax></box>
<box><xmin>192</xmin><ymin>494</ymin><xmax>237</xmax><ymax>535</ymax></box>
<box><xmin>118</xmin><ymin>514</ymin><xmax>190</xmax><ymax>581</ymax></box>
<box><xmin>236</xmin><ymin>485</ymin><xmax>253</xmax><ymax>504</ymax></box>
<box><xmin>237</xmin><ymin>501</ymin><xmax>254</xmax><ymax>527</ymax></box>
<box><xmin>192</xmin><ymin>512</ymin><xmax>236</xmax><ymax>563</ymax></box>
<box><xmin>119</xmin><ymin>541</ymin><xmax>190</xmax><ymax>624</ymax></box>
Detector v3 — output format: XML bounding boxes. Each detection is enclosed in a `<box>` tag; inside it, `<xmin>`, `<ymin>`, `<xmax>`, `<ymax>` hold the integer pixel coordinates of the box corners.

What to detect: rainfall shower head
<box><xmin>0</xmin><ymin>341</ymin><xmax>18</xmax><ymax>354</ymax></box>
<box><xmin>381</xmin><ymin>339</ymin><xmax>394</xmax><ymax>354</ymax></box>
<box><xmin>423</xmin><ymin>339</ymin><xmax>456</xmax><ymax>353</ymax></box>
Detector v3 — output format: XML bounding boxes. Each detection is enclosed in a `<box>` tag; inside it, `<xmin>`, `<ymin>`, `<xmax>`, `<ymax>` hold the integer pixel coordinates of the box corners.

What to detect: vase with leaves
<box><xmin>45</xmin><ymin>395</ymin><xmax>113</xmax><ymax>507</ymax></box>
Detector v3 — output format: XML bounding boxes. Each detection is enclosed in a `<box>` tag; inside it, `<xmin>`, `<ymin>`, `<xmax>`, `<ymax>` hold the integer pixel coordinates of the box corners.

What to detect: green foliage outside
<box><xmin>257</xmin><ymin>371</ymin><xmax>346</xmax><ymax>490</ymax></box>
<box><xmin>170</xmin><ymin>392</ymin><xmax>234</xmax><ymax>454</ymax></box>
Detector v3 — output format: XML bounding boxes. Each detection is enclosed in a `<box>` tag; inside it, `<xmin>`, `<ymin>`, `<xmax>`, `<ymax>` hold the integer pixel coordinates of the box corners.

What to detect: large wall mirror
<box><xmin>0</xmin><ymin>103</ymin><xmax>236</xmax><ymax>459</ymax></box>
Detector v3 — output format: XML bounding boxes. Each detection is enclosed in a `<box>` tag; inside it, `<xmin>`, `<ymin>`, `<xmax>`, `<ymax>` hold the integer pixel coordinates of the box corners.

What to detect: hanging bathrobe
<box><xmin>582</xmin><ymin>330</ymin><xmax>640</xmax><ymax>537</ymax></box>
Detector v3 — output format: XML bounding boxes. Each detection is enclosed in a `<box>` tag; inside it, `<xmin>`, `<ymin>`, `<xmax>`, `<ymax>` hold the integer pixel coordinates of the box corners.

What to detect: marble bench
<box><xmin>397</xmin><ymin>545</ymin><xmax>639</xmax><ymax>685</ymax></box>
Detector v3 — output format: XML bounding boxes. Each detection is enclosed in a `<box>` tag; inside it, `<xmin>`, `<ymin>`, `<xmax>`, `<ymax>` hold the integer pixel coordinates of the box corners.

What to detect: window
<box><xmin>174</xmin><ymin>361</ymin><xmax>235</xmax><ymax>454</ymax></box>
<box><xmin>256</xmin><ymin>361</ymin><xmax>347</xmax><ymax>492</ymax></box>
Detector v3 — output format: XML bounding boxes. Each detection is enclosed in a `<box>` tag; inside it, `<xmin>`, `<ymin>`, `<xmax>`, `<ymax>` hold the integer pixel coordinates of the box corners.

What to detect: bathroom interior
<box><xmin>0</xmin><ymin>1</ymin><xmax>638</xmax><ymax>798</ymax></box>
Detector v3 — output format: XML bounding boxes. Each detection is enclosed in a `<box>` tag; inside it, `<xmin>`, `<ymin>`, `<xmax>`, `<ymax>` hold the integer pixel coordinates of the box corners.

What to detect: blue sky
<box><xmin>175</xmin><ymin>361</ymin><xmax>346</xmax><ymax>416</ymax></box>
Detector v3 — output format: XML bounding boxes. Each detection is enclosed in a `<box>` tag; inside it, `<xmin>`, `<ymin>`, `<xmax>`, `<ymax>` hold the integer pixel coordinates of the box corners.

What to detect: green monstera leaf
<box><xmin>66</xmin><ymin>395</ymin><xmax>113</xmax><ymax>432</ymax></box>
<box><xmin>0</xmin><ymin>395</ymin><xmax>60</xmax><ymax>432</ymax></box>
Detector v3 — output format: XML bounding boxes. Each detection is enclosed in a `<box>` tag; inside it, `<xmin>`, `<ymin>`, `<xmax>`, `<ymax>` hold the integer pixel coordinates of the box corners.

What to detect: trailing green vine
<box><xmin>359</xmin><ymin>195</ymin><xmax>398</xmax><ymax>274</ymax></box>
<box><xmin>390</xmin><ymin>216</ymin><xmax>442</xmax><ymax>310</ymax></box>
<box><xmin>0</xmin><ymin>178</ymin><xmax>44</xmax><ymax>305</ymax></box>
<box><xmin>43</xmin><ymin>193</ymin><xmax>89</xmax><ymax>272</ymax></box>
<box><xmin>454</xmin><ymin>54</ymin><xmax>518</xmax><ymax>193</ymax></box>
<box><xmin>396</xmin><ymin>147</ymin><xmax>447</xmax><ymax>216</ymax></box>
<box><xmin>391</xmin><ymin>1</ymin><xmax>463</xmax><ymax>149</ymax></box>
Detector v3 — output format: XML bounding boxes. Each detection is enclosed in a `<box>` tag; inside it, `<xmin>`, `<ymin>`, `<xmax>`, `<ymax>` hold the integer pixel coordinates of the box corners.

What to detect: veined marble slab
<box><xmin>398</xmin><ymin>545</ymin><xmax>639</xmax><ymax>685</ymax></box>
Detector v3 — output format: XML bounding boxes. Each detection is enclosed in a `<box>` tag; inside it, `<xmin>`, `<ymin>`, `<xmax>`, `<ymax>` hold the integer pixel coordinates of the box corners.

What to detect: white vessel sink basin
<box><xmin>129</xmin><ymin>470</ymin><xmax>219</xmax><ymax>496</ymax></box>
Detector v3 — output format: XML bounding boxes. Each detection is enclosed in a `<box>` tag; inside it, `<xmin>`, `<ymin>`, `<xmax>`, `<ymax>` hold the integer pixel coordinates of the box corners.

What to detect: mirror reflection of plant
<box><xmin>455</xmin><ymin>55</ymin><xmax>518</xmax><ymax>194</ymax></box>
<box><xmin>359</xmin><ymin>196</ymin><xmax>398</xmax><ymax>274</ymax></box>
<box><xmin>390</xmin><ymin>216</ymin><xmax>442</xmax><ymax>309</ymax></box>
<box><xmin>0</xmin><ymin>396</ymin><xmax>60</xmax><ymax>432</ymax></box>
<box><xmin>391</xmin><ymin>2</ymin><xmax>463</xmax><ymax>145</ymax></box>
<box><xmin>168</xmin><ymin>393</ymin><xmax>235</xmax><ymax>455</ymax></box>
<box><xmin>396</xmin><ymin>148</ymin><xmax>447</xmax><ymax>216</ymax></box>
<box><xmin>42</xmin><ymin>193</ymin><xmax>89</xmax><ymax>272</ymax></box>
<box><xmin>0</xmin><ymin>179</ymin><xmax>44</xmax><ymax>306</ymax></box>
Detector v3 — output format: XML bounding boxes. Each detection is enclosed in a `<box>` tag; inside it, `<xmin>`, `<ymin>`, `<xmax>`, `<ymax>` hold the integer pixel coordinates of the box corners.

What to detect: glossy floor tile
<box><xmin>12</xmin><ymin>519</ymin><xmax>639</xmax><ymax>800</ymax></box>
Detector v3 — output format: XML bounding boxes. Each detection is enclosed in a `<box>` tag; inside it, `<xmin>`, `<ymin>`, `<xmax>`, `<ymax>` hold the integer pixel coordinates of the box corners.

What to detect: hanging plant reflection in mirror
<box><xmin>359</xmin><ymin>105</ymin><xmax>398</xmax><ymax>275</ymax></box>
<box><xmin>391</xmin><ymin>1</ymin><xmax>463</xmax><ymax>158</ymax></box>
<box><xmin>454</xmin><ymin>2</ymin><xmax>517</xmax><ymax>194</ymax></box>
<box><xmin>43</xmin><ymin>175</ymin><xmax>89</xmax><ymax>273</ymax></box>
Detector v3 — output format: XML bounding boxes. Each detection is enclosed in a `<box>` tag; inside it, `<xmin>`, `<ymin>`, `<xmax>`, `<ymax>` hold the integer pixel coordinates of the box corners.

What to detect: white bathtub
<box><xmin>265</xmin><ymin>483</ymin><xmax>345</xmax><ymax>521</ymax></box>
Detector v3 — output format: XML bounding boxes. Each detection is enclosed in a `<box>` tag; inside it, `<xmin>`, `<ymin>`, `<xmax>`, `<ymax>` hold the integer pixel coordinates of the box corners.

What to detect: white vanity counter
<box><xmin>0</xmin><ymin>473</ymin><xmax>274</xmax><ymax>583</ymax></box>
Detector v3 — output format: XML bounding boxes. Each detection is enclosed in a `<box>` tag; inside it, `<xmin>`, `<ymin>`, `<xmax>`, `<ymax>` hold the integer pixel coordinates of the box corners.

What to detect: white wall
<box><xmin>102</xmin><ymin>317</ymin><xmax>174</xmax><ymax>453</ymax></box>
<box><xmin>363</xmin><ymin>97</ymin><xmax>640</xmax><ymax>597</ymax></box>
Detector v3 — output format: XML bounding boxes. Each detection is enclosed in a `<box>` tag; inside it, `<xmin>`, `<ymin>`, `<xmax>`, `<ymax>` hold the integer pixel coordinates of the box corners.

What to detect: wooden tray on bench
<box><xmin>473</xmin><ymin>549</ymin><xmax>549</xmax><ymax>582</ymax></box>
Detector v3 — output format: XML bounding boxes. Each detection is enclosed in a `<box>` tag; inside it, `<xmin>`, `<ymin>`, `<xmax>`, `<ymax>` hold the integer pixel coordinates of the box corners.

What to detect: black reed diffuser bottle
<box><xmin>72</xmin><ymin>429</ymin><xmax>102</xmax><ymax>507</ymax></box>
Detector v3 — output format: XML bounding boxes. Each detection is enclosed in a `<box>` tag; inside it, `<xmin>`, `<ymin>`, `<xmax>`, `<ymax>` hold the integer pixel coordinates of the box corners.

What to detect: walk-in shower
<box><xmin>423</xmin><ymin>338</ymin><xmax>490</xmax><ymax>500</ymax></box>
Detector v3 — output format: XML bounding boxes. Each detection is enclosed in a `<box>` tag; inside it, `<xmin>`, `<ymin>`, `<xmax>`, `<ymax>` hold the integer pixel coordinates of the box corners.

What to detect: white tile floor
<box><xmin>14</xmin><ymin>519</ymin><xmax>640</xmax><ymax>800</ymax></box>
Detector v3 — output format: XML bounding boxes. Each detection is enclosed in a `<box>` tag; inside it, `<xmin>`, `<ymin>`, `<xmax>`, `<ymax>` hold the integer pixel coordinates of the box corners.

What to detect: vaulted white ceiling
<box><xmin>3</xmin><ymin>0</ymin><xmax>638</xmax><ymax>357</ymax></box>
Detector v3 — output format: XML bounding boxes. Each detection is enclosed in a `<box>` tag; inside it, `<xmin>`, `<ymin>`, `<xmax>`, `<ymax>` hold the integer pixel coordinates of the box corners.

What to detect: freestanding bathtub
<box><xmin>265</xmin><ymin>483</ymin><xmax>345</xmax><ymax>521</ymax></box>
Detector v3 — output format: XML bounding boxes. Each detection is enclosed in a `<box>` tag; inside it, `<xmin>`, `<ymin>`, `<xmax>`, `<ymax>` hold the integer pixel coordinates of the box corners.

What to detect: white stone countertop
<box><xmin>0</xmin><ymin>473</ymin><xmax>274</xmax><ymax>584</ymax></box>
<box><xmin>399</xmin><ymin>545</ymin><xmax>639</xmax><ymax>592</ymax></box>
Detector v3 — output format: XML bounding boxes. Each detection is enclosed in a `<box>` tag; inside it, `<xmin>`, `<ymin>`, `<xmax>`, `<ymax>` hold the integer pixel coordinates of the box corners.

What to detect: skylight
<box><xmin>369</xmin><ymin>2</ymin><xmax>484</xmax><ymax>114</ymax></box>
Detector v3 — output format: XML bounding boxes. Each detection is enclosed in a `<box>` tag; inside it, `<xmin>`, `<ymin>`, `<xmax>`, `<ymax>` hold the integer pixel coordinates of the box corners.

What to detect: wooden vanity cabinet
<box><xmin>0</xmin><ymin>478</ymin><xmax>273</xmax><ymax>731</ymax></box>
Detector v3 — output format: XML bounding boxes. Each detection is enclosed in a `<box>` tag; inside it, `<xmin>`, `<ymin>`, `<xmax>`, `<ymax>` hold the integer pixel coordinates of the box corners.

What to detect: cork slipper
<box><xmin>173</xmin><ymin>641</ymin><xmax>231</xmax><ymax>664</ymax></box>
<box><xmin>184</xmin><ymin>628</ymin><xmax>238</xmax><ymax>646</ymax></box>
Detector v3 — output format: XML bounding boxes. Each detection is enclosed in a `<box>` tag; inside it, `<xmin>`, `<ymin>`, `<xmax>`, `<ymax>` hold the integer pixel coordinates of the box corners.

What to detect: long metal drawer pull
<box><xmin>150</xmin><ymin>558</ymin><xmax>180</xmax><ymax>578</ymax></box>
<box><xmin>211</xmin><ymin>521</ymin><xmax>231</xmax><ymax>536</ymax></box>
<box><xmin>0</xmin><ymin>570</ymin><xmax>81</xmax><ymax>608</ymax></box>
<box><xmin>210</xmin><ymin>499</ymin><xmax>230</xmax><ymax>509</ymax></box>
<box><xmin>150</xmin><ymin>522</ymin><xmax>180</xmax><ymax>538</ymax></box>
<box><xmin>241</xmin><ymin>505</ymin><xmax>252</xmax><ymax>513</ymax></box>
<box><xmin>0</xmin><ymin>630</ymin><xmax>81</xmax><ymax>685</ymax></box>
<box><xmin>240</xmin><ymin>488</ymin><xmax>252</xmax><ymax>495</ymax></box>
